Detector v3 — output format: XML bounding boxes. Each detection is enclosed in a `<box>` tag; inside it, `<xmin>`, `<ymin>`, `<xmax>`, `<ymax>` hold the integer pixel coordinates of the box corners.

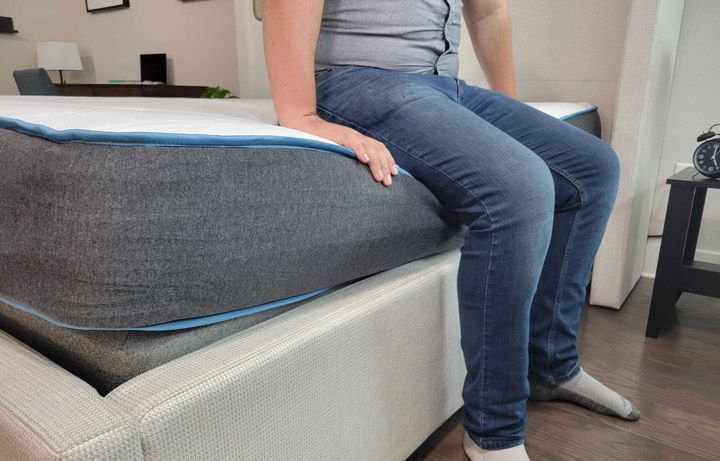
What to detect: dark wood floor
<box><xmin>407</xmin><ymin>277</ymin><xmax>720</xmax><ymax>460</ymax></box>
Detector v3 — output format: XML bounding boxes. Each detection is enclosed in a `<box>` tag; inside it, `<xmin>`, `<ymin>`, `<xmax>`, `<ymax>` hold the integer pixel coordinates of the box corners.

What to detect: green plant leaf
<box><xmin>201</xmin><ymin>85</ymin><xmax>238</xmax><ymax>99</ymax></box>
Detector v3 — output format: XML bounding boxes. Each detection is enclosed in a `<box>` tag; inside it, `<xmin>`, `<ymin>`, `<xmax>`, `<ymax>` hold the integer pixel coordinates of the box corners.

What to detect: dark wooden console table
<box><xmin>55</xmin><ymin>84</ymin><xmax>208</xmax><ymax>98</ymax></box>
<box><xmin>646</xmin><ymin>167</ymin><xmax>720</xmax><ymax>338</ymax></box>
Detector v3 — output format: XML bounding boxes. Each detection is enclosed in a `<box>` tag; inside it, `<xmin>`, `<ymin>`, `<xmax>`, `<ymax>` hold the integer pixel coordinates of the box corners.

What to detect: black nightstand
<box><xmin>646</xmin><ymin>167</ymin><xmax>720</xmax><ymax>338</ymax></box>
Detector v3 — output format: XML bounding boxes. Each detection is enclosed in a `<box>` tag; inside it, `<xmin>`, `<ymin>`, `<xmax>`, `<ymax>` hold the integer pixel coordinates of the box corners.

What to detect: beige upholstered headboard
<box><xmin>590</xmin><ymin>0</ymin><xmax>686</xmax><ymax>309</ymax></box>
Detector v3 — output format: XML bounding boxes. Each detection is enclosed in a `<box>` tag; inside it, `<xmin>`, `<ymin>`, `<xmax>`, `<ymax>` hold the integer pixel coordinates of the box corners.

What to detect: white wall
<box><xmin>74</xmin><ymin>0</ymin><xmax>240</xmax><ymax>94</ymax></box>
<box><xmin>0</xmin><ymin>0</ymin><xmax>240</xmax><ymax>95</ymax></box>
<box><xmin>644</xmin><ymin>0</ymin><xmax>720</xmax><ymax>276</ymax></box>
<box><xmin>2</xmin><ymin>0</ymin><xmax>631</xmax><ymax>114</ymax></box>
<box><xmin>460</xmin><ymin>0</ymin><xmax>631</xmax><ymax>142</ymax></box>
<box><xmin>0</xmin><ymin>0</ymin><xmax>85</xmax><ymax>94</ymax></box>
<box><xmin>234</xmin><ymin>0</ymin><xmax>268</xmax><ymax>98</ymax></box>
<box><xmin>591</xmin><ymin>0</ymin><xmax>685</xmax><ymax>308</ymax></box>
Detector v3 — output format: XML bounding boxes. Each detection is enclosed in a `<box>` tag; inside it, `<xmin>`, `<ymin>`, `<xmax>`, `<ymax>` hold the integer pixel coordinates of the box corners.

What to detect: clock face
<box><xmin>694</xmin><ymin>140</ymin><xmax>720</xmax><ymax>178</ymax></box>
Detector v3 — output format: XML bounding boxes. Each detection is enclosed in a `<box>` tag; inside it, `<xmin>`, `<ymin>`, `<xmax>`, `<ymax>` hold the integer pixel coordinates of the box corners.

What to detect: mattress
<box><xmin>0</xmin><ymin>97</ymin><xmax>465</xmax><ymax>330</ymax></box>
<box><xmin>528</xmin><ymin>102</ymin><xmax>601</xmax><ymax>137</ymax></box>
<box><xmin>0</xmin><ymin>97</ymin><xmax>600</xmax><ymax>393</ymax></box>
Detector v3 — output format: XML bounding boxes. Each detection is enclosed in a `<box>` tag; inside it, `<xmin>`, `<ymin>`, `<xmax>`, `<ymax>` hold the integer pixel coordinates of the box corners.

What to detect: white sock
<box><xmin>463</xmin><ymin>432</ymin><xmax>530</xmax><ymax>461</ymax></box>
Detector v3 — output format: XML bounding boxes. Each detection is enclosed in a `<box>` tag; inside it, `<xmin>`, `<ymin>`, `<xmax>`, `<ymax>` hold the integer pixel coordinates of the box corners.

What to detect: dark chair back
<box><xmin>13</xmin><ymin>68</ymin><xmax>58</xmax><ymax>96</ymax></box>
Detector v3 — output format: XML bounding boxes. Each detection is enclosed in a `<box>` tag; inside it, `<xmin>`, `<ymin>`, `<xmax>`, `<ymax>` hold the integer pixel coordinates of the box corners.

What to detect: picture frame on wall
<box><xmin>86</xmin><ymin>0</ymin><xmax>130</xmax><ymax>13</ymax></box>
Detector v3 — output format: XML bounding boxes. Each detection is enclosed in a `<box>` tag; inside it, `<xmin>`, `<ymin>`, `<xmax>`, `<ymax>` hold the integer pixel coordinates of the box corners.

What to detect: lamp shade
<box><xmin>37</xmin><ymin>42</ymin><xmax>83</xmax><ymax>71</ymax></box>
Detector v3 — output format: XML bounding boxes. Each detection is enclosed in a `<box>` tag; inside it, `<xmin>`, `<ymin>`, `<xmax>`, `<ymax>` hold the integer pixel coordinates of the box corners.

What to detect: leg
<box><xmin>456</xmin><ymin>83</ymin><xmax>621</xmax><ymax>382</ymax></box>
<box><xmin>315</xmin><ymin>67</ymin><xmax>554</xmax><ymax>450</ymax></box>
<box><xmin>457</xmin><ymin>83</ymin><xmax>638</xmax><ymax>420</ymax></box>
<box><xmin>646</xmin><ymin>186</ymin><xmax>697</xmax><ymax>338</ymax></box>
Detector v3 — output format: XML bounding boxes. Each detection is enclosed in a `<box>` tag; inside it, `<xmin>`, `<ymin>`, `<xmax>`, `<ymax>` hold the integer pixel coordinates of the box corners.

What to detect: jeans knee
<box><xmin>510</xmin><ymin>163</ymin><xmax>555</xmax><ymax>221</ymax></box>
<box><xmin>472</xmin><ymin>163</ymin><xmax>554</xmax><ymax>233</ymax></box>
<box><xmin>598</xmin><ymin>142</ymin><xmax>621</xmax><ymax>186</ymax></box>
<box><xmin>585</xmin><ymin>140</ymin><xmax>621</xmax><ymax>206</ymax></box>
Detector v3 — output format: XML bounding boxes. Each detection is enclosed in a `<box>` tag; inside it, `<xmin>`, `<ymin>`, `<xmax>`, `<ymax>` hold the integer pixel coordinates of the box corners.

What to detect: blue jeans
<box><xmin>315</xmin><ymin>66</ymin><xmax>620</xmax><ymax>450</ymax></box>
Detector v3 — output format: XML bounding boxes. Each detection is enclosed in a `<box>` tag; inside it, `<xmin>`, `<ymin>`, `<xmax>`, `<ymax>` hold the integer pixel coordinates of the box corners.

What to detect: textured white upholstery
<box><xmin>0</xmin><ymin>332</ymin><xmax>143</xmax><ymax>461</ymax></box>
<box><xmin>591</xmin><ymin>0</ymin><xmax>685</xmax><ymax>309</ymax></box>
<box><xmin>106</xmin><ymin>249</ymin><xmax>465</xmax><ymax>461</ymax></box>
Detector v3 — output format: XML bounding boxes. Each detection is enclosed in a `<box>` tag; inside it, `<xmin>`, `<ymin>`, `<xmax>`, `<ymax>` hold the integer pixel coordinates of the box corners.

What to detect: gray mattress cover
<box><xmin>0</xmin><ymin>128</ymin><xmax>463</xmax><ymax>329</ymax></box>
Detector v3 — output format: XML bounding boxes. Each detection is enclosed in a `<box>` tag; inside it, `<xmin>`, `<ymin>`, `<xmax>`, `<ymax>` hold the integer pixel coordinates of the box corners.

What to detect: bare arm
<box><xmin>463</xmin><ymin>0</ymin><xmax>517</xmax><ymax>98</ymax></box>
<box><xmin>263</xmin><ymin>0</ymin><xmax>398</xmax><ymax>186</ymax></box>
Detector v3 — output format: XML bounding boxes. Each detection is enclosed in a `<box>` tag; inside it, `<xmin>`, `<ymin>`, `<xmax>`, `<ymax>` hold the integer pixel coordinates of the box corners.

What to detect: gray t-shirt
<box><xmin>315</xmin><ymin>0</ymin><xmax>463</xmax><ymax>77</ymax></box>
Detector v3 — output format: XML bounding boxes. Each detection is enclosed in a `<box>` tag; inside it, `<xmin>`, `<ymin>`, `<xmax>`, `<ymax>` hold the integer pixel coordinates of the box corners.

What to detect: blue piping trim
<box><xmin>559</xmin><ymin>106</ymin><xmax>598</xmax><ymax>121</ymax></box>
<box><xmin>0</xmin><ymin>286</ymin><xmax>332</xmax><ymax>331</ymax></box>
<box><xmin>0</xmin><ymin>116</ymin><xmax>413</xmax><ymax>177</ymax></box>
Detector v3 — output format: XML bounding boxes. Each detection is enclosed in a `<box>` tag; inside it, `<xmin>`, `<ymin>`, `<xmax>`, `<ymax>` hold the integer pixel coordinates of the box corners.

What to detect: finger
<box><xmin>368</xmin><ymin>142</ymin><xmax>391</xmax><ymax>186</ymax></box>
<box><xmin>382</xmin><ymin>146</ymin><xmax>399</xmax><ymax>176</ymax></box>
<box><xmin>348</xmin><ymin>133</ymin><xmax>371</xmax><ymax>163</ymax></box>
<box><xmin>375</xmin><ymin>141</ymin><xmax>398</xmax><ymax>176</ymax></box>
<box><xmin>366</xmin><ymin>151</ymin><xmax>385</xmax><ymax>182</ymax></box>
<box><xmin>388</xmin><ymin>155</ymin><xmax>399</xmax><ymax>176</ymax></box>
<box><xmin>345</xmin><ymin>139</ymin><xmax>368</xmax><ymax>163</ymax></box>
<box><xmin>375</xmin><ymin>148</ymin><xmax>392</xmax><ymax>186</ymax></box>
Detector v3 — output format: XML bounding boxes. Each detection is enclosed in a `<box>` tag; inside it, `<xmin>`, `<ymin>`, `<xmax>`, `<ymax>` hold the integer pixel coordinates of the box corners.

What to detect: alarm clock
<box><xmin>694</xmin><ymin>123</ymin><xmax>720</xmax><ymax>179</ymax></box>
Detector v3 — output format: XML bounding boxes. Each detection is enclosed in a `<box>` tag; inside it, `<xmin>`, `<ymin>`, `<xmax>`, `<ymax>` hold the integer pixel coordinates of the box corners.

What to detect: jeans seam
<box><xmin>542</xmin><ymin>163</ymin><xmax>585</xmax><ymax>383</ymax></box>
<box><xmin>546</xmin><ymin>163</ymin><xmax>587</xmax><ymax>204</ymax></box>
<box><xmin>478</xmin><ymin>212</ymin><xmax>493</xmax><ymax>434</ymax></box>
<box><xmin>314</xmin><ymin>66</ymin><xmax>360</xmax><ymax>91</ymax></box>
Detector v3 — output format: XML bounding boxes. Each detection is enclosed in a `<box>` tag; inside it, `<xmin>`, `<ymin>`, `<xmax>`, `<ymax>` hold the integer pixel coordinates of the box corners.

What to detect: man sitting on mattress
<box><xmin>263</xmin><ymin>0</ymin><xmax>640</xmax><ymax>459</ymax></box>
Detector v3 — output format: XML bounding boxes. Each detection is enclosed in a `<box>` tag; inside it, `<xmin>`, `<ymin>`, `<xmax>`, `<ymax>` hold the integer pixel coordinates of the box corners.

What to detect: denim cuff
<box><xmin>530</xmin><ymin>362</ymin><xmax>582</xmax><ymax>386</ymax></box>
<box><xmin>469</xmin><ymin>434</ymin><xmax>525</xmax><ymax>451</ymax></box>
<box><xmin>551</xmin><ymin>362</ymin><xmax>582</xmax><ymax>385</ymax></box>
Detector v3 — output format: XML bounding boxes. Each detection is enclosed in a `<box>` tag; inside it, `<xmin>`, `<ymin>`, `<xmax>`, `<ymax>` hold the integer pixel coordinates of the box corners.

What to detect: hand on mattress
<box><xmin>262</xmin><ymin>0</ymin><xmax>397</xmax><ymax>186</ymax></box>
<box><xmin>285</xmin><ymin>114</ymin><xmax>399</xmax><ymax>187</ymax></box>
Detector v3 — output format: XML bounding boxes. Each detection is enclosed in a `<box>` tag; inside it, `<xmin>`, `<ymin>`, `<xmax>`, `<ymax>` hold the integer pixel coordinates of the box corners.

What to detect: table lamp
<box><xmin>37</xmin><ymin>42</ymin><xmax>83</xmax><ymax>84</ymax></box>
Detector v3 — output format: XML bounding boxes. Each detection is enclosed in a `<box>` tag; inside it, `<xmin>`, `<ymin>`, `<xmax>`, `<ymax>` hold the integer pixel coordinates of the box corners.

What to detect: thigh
<box><xmin>315</xmin><ymin>67</ymin><xmax>555</xmax><ymax>228</ymax></box>
<box><xmin>457</xmin><ymin>82</ymin><xmax>621</xmax><ymax>207</ymax></box>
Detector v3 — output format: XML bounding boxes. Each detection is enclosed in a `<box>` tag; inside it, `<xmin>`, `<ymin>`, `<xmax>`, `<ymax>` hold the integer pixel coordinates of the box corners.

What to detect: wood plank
<box><xmin>524</xmin><ymin>402</ymin><xmax>706</xmax><ymax>461</ymax></box>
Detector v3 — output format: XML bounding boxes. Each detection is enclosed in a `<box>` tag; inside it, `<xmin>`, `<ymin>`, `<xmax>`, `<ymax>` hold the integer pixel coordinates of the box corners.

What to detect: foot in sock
<box><xmin>463</xmin><ymin>432</ymin><xmax>530</xmax><ymax>461</ymax></box>
<box><xmin>529</xmin><ymin>367</ymin><xmax>641</xmax><ymax>421</ymax></box>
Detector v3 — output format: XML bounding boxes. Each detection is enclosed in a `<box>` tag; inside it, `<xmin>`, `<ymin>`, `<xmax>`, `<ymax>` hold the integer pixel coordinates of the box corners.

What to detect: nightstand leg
<box><xmin>646</xmin><ymin>186</ymin><xmax>696</xmax><ymax>338</ymax></box>
<box><xmin>682</xmin><ymin>188</ymin><xmax>707</xmax><ymax>264</ymax></box>
<box><xmin>675</xmin><ymin>188</ymin><xmax>707</xmax><ymax>302</ymax></box>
